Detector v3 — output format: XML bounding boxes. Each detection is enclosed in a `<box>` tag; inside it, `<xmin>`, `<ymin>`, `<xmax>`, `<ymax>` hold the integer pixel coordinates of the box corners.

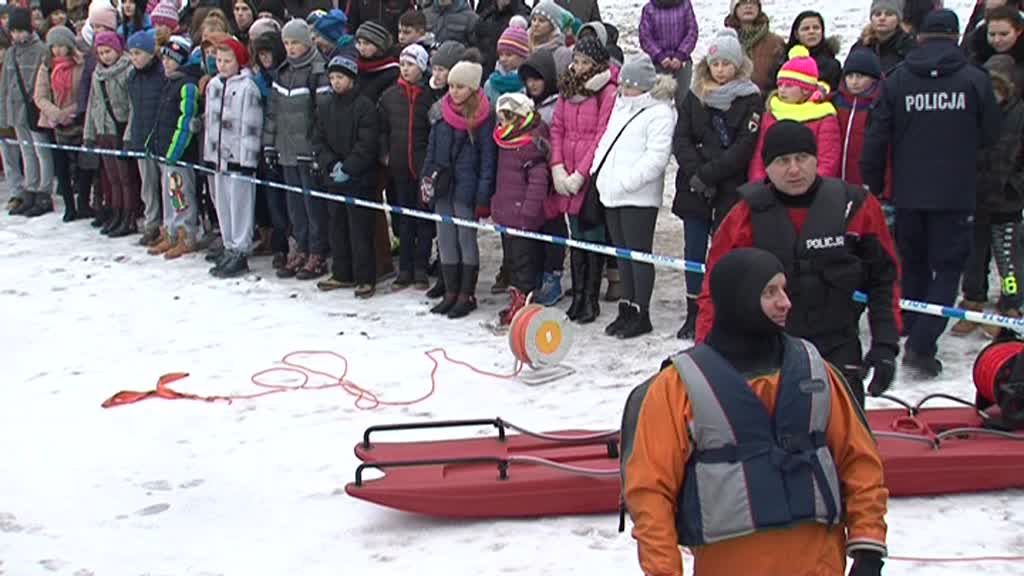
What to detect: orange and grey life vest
<box><xmin>671</xmin><ymin>335</ymin><xmax>842</xmax><ymax>546</ymax></box>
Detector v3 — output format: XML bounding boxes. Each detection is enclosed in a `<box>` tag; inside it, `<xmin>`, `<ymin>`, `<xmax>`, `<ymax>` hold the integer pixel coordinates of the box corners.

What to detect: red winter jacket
<box><xmin>696</xmin><ymin>180</ymin><xmax>902</xmax><ymax>350</ymax></box>
<box><xmin>748</xmin><ymin>94</ymin><xmax>842</xmax><ymax>181</ymax></box>
<box><xmin>834</xmin><ymin>82</ymin><xmax>893</xmax><ymax>200</ymax></box>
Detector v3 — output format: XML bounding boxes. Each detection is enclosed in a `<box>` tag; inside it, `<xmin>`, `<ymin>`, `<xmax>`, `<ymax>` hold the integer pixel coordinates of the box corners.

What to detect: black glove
<box><xmin>263</xmin><ymin>147</ymin><xmax>279</xmax><ymax>168</ymax></box>
<box><xmin>689</xmin><ymin>174</ymin><xmax>715</xmax><ymax>202</ymax></box>
<box><xmin>848</xmin><ymin>550</ymin><xmax>884</xmax><ymax>576</ymax></box>
<box><xmin>863</xmin><ymin>345</ymin><xmax>897</xmax><ymax>397</ymax></box>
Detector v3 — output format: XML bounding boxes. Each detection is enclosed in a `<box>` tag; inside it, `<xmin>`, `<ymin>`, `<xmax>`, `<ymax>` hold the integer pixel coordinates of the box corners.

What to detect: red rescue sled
<box><xmin>345</xmin><ymin>395</ymin><xmax>1024</xmax><ymax>519</ymax></box>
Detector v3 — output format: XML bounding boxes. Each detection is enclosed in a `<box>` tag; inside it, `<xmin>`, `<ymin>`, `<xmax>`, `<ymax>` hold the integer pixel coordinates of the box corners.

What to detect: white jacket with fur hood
<box><xmin>591</xmin><ymin>74</ymin><xmax>677</xmax><ymax>209</ymax></box>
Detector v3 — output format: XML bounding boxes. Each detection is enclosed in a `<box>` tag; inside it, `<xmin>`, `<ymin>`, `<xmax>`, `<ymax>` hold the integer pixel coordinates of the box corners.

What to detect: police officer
<box><xmin>622</xmin><ymin>247</ymin><xmax>888</xmax><ymax>576</ymax></box>
<box><xmin>696</xmin><ymin>120</ymin><xmax>902</xmax><ymax>404</ymax></box>
<box><xmin>861</xmin><ymin>9</ymin><xmax>1000</xmax><ymax>379</ymax></box>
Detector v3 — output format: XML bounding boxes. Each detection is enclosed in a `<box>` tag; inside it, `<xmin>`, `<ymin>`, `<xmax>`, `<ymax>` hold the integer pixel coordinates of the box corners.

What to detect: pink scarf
<box><xmin>50</xmin><ymin>56</ymin><xmax>76</xmax><ymax>109</ymax></box>
<box><xmin>441</xmin><ymin>89</ymin><xmax>491</xmax><ymax>133</ymax></box>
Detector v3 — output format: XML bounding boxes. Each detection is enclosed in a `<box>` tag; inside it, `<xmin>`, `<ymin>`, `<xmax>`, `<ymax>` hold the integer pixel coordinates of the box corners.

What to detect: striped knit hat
<box><xmin>776</xmin><ymin>45</ymin><xmax>819</xmax><ymax>92</ymax></box>
<box><xmin>497</xmin><ymin>23</ymin><xmax>529</xmax><ymax>59</ymax></box>
<box><xmin>150</xmin><ymin>0</ymin><xmax>179</xmax><ymax>29</ymax></box>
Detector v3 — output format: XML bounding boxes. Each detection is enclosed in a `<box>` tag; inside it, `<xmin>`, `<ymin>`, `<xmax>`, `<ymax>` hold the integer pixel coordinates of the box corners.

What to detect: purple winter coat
<box><xmin>492</xmin><ymin>122</ymin><xmax>551</xmax><ymax>232</ymax></box>
<box><xmin>638</xmin><ymin>0</ymin><xmax>698</xmax><ymax>64</ymax></box>
<box><xmin>547</xmin><ymin>73</ymin><xmax>617</xmax><ymax>218</ymax></box>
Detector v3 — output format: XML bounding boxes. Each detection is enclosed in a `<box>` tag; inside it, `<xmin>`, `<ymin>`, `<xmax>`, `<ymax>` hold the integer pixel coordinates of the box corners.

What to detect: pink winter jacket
<box><xmin>546</xmin><ymin>70</ymin><xmax>617</xmax><ymax>218</ymax></box>
<box><xmin>747</xmin><ymin>95</ymin><xmax>842</xmax><ymax>182</ymax></box>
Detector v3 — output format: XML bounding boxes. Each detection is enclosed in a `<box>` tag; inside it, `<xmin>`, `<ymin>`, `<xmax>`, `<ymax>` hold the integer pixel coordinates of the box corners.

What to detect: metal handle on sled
<box><xmin>361</xmin><ymin>418</ymin><xmax>509</xmax><ymax>450</ymax></box>
<box><xmin>353</xmin><ymin>457</ymin><xmax>511</xmax><ymax>486</ymax></box>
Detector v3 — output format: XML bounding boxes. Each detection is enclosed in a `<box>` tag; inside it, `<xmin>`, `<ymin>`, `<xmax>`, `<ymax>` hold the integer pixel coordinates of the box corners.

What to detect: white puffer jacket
<box><xmin>591</xmin><ymin>75</ymin><xmax>677</xmax><ymax>209</ymax></box>
<box><xmin>204</xmin><ymin>68</ymin><xmax>264</xmax><ymax>171</ymax></box>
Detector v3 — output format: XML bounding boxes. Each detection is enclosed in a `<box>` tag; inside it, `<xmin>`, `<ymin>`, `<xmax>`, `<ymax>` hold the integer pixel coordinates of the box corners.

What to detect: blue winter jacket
<box><xmin>422</xmin><ymin>112</ymin><xmax>498</xmax><ymax>208</ymax></box>
<box><xmin>126</xmin><ymin>58</ymin><xmax>165</xmax><ymax>152</ymax></box>
<box><xmin>861</xmin><ymin>38</ymin><xmax>1001</xmax><ymax>212</ymax></box>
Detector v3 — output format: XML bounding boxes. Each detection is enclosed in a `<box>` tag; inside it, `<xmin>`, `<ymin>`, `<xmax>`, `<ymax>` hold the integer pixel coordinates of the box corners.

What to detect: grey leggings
<box><xmin>435</xmin><ymin>194</ymin><xmax>479</xmax><ymax>266</ymax></box>
<box><xmin>605</xmin><ymin>206</ymin><xmax>658</xmax><ymax>310</ymax></box>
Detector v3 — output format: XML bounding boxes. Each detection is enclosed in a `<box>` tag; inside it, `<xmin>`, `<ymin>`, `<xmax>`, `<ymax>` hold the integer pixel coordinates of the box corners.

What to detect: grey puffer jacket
<box><xmin>0</xmin><ymin>36</ymin><xmax>47</xmax><ymax>129</ymax></box>
<box><xmin>204</xmin><ymin>69</ymin><xmax>264</xmax><ymax>172</ymax></box>
<box><xmin>421</xmin><ymin>0</ymin><xmax>478</xmax><ymax>46</ymax></box>
<box><xmin>261</xmin><ymin>47</ymin><xmax>329</xmax><ymax>166</ymax></box>
<box><xmin>83</xmin><ymin>55</ymin><xmax>133</xmax><ymax>141</ymax></box>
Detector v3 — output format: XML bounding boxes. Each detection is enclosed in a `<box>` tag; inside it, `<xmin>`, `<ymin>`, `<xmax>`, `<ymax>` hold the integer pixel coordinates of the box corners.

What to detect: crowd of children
<box><xmin>0</xmin><ymin>0</ymin><xmax>1021</xmax><ymax>362</ymax></box>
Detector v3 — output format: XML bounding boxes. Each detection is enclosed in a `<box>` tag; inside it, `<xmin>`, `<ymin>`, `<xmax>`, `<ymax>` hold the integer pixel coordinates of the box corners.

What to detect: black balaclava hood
<box><xmin>706</xmin><ymin>247</ymin><xmax>787</xmax><ymax>374</ymax></box>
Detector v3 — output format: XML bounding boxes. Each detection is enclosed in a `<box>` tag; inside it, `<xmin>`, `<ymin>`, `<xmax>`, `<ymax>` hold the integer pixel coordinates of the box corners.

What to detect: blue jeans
<box><xmin>683</xmin><ymin>217</ymin><xmax>711</xmax><ymax>298</ymax></box>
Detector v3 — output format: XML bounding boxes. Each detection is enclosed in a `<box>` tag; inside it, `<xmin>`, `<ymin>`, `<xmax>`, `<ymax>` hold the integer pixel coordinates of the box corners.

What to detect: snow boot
<box><xmin>604</xmin><ymin>301</ymin><xmax>636</xmax><ymax>336</ymax></box>
<box><xmin>499</xmin><ymin>287</ymin><xmax>529</xmax><ymax>326</ymax></box>
<box><xmin>677</xmin><ymin>296</ymin><xmax>699</xmax><ymax>340</ymax></box>
<box><xmin>447</xmin><ymin>265</ymin><xmax>479</xmax><ymax>319</ymax></box>
<box><xmin>984</xmin><ymin>307</ymin><xmax>1022</xmax><ymax>339</ymax></box>
<box><xmin>603</xmin><ymin>263</ymin><xmax>622</xmax><ymax>302</ymax></box>
<box><xmin>139</xmin><ymin>226</ymin><xmax>161</xmax><ymax>246</ymax></box>
<box><xmin>490</xmin><ymin>264</ymin><xmax>509</xmax><ymax>294</ymax></box>
<box><xmin>5</xmin><ymin>196</ymin><xmax>22</xmax><ymax>214</ymax></box>
<box><xmin>430</xmin><ymin>264</ymin><xmax>461</xmax><ymax>315</ymax></box>
<box><xmin>414</xmin><ymin>270</ymin><xmax>430</xmax><ymax>290</ymax></box>
<box><xmin>276</xmin><ymin>252</ymin><xmax>307</xmax><ymax>279</ymax></box>
<box><xmin>24</xmin><ymin>193</ymin><xmax>53</xmax><ymax>217</ymax></box>
<box><xmin>9</xmin><ymin>192</ymin><xmax>34</xmax><ymax>216</ymax></box>
<box><xmin>950</xmin><ymin>299</ymin><xmax>985</xmax><ymax>337</ymax></box>
<box><xmin>147</xmin><ymin>227</ymin><xmax>175</xmax><ymax>256</ymax></box>
<box><xmin>533</xmin><ymin>271</ymin><xmax>563</xmax><ymax>305</ymax></box>
<box><xmin>91</xmin><ymin>206</ymin><xmax>112</xmax><ymax>228</ymax></box>
<box><xmin>391</xmin><ymin>270</ymin><xmax>414</xmax><ymax>292</ymax></box>
<box><xmin>75</xmin><ymin>181</ymin><xmax>95</xmax><ymax>220</ymax></box>
<box><xmin>271</xmin><ymin>252</ymin><xmax>287</xmax><ymax>270</ymax></box>
<box><xmin>616</xmin><ymin>303</ymin><xmax>653</xmax><ymax>339</ymax></box>
<box><xmin>61</xmin><ymin>190</ymin><xmax>76</xmax><ymax>222</ymax></box>
<box><xmin>108</xmin><ymin>212</ymin><xmax>138</xmax><ymax>237</ymax></box>
<box><xmin>212</xmin><ymin>252</ymin><xmax>250</xmax><ymax>278</ymax></box>
<box><xmin>164</xmin><ymin>229</ymin><xmax>195</xmax><ymax>259</ymax></box>
<box><xmin>205</xmin><ymin>248</ymin><xmax>225</xmax><ymax>263</ymax></box>
<box><xmin>354</xmin><ymin>283</ymin><xmax>376</xmax><ymax>299</ymax></box>
<box><xmin>565</xmin><ymin>249</ymin><xmax>587</xmax><ymax>320</ymax></box>
<box><xmin>575</xmin><ymin>252</ymin><xmax>603</xmax><ymax>324</ymax></box>
<box><xmin>426</xmin><ymin>267</ymin><xmax>448</xmax><ymax>298</ymax></box>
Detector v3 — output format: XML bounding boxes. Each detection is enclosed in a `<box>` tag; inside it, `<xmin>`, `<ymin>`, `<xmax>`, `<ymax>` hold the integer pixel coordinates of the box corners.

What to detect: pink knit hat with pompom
<box><xmin>776</xmin><ymin>45</ymin><xmax>820</xmax><ymax>93</ymax></box>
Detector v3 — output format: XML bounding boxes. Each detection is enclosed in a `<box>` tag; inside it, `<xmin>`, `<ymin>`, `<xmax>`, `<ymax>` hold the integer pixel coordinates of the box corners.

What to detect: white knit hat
<box><xmin>447</xmin><ymin>60</ymin><xmax>483</xmax><ymax>91</ymax></box>
<box><xmin>496</xmin><ymin>92</ymin><xmax>535</xmax><ymax>117</ymax></box>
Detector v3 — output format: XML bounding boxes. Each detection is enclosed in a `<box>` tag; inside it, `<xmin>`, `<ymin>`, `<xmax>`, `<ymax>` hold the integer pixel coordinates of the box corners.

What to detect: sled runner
<box><xmin>345</xmin><ymin>396</ymin><xmax>1024</xmax><ymax>519</ymax></box>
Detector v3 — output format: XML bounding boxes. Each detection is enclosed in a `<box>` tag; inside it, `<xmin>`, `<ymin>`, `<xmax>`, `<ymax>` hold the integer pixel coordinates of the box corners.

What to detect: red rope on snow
<box><xmin>101</xmin><ymin>348</ymin><xmax>521</xmax><ymax>409</ymax></box>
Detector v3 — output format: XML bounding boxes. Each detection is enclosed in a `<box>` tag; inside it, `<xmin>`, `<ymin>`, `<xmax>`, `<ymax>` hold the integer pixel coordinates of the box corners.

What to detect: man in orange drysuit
<box><xmin>622</xmin><ymin>247</ymin><xmax>889</xmax><ymax>576</ymax></box>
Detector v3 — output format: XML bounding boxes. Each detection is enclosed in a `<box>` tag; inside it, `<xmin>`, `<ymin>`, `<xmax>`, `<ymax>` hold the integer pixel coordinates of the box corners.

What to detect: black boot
<box><xmin>24</xmin><ymin>193</ymin><xmax>54</xmax><ymax>217</ymax></box>
<box><xmin>109</xmin><ymin>213</ymin><xmax>138</xmax><ymax>237</ymax></box>
<box><xmin>76</xmin><ymin>180</ymin><xmax>95</xmax><ymax>220</ymax></box>
<box><xmin>447</xmin><ymin>265</ymin><xmax>479</xmax><ymax>319</ymax></box>
<box><xmin>575</xmin><ymin>252</ymin><xmax>603</xmax><ymax>324</ymax></box>
<box><xmin>61</xmin><ymin>191</ymin><xmax>77</xmax><ymax>222</ymax></box>
<box><xmin>92</xmin><ymin>206</ymin><xmax>112</xmax><ymax>228</ymax></box>
<box><xmin>605</xmin><ymin>301</ymin><xmax>636</xmax><ymax>336</ymax></box>
<box><xmin>9</xmin><ymin>193</ymin><xmax>35</xmax><ymax>216</ymax></box>
<box><xmin>213</xmin><ymin>252</ymin><xmax>250</xmax><ymax>278</ymax></box>
<box><xmin>430</xmin><ymin>264</ymin><xmax>461</xmax><ymax>315</ymax></box>
<box><xmin>617</xmin><ymin>303</ymin><xmax>653</xmax><ymax>339</ymax></box>
<box><xmin>677</xmin><ymin>296</ymin><xmax>699</xmax><ymax>340</ymax></box>
<box><xmin>101</xmin><ymin>209</ymin><xmax>122</xmax><ymax>235</ymax></box>
<box><xmin>565</xmin><ymin>249</ymin><xmax>587</xmax><ymax>320</ymax></box>
<box><xmin>426</xmin><ymin>272</ymin><xmax>446</xmax><ymax>298</ymax></box>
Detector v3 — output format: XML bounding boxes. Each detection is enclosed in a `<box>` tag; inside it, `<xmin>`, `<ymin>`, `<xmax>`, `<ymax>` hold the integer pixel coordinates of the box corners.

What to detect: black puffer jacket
<box><xmin>344</xmin><ymin>0</ymin><xmax>411</xmax><ymax>39</ymax></box>
<box><xmin>379</xmin><ymin>77</ymin><xmax>432</xmax><ymax>180</ymax></box>
<box><xmin>672</xmin><ymin>62</ymin><xmax>763</xmax><ymax>225</ymax></box>
<box><xmin>978</xmin><ymin>94</ymin><xmax>1024</xmax><ymax>216</ymax></box>
<box><xmin>312</xmin><ymin>88</ymin><xmax>379</xmax><ymax>194</ymax></box>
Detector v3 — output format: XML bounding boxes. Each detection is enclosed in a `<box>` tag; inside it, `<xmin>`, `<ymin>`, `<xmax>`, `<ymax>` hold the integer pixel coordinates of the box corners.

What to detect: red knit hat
<box><xmin>776</xmin><ymin>45</ymin><xmax>819</xmax><ymax>92</ymax></box>
<box><xmin>217</xmin><ymin>35</ymin><xmax>250</xmax><ymax>67</ymax></box>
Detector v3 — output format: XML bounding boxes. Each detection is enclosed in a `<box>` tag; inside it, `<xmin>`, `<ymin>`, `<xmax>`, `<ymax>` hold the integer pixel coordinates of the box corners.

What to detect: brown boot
<box><xmin>253</xmin><ymin>226</ymin><xmax>273</xmax><ymax>256</ymax></box>
<box><xmin>164</xmin><ymin>229</ymin><xmax>196</xmax><ymax>260</ymax></box>
<box><xmin>984</xmin><ymin>307</ymin><xmax>1022</xmax><ymax>339</ymax></box>
<box><xmin>147</xmin><ymin>227</ymin><xmax>175</xmax><ymax>256</ymax></box>
<box><xmin>950</xmin><ymin>299</ymin><xmax>986</xmax><ymax>337</ymax></box>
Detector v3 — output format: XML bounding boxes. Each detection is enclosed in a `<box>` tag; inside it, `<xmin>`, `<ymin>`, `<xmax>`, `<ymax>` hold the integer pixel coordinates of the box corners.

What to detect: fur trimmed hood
<box><xmin>649</xmin><ymin>73</ymin><xmax>677</xmax><ymax>101</ymax></box>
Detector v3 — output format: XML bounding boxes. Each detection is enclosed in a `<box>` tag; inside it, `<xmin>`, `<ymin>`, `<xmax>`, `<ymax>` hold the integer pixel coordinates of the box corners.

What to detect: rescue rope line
<box><xmin>8</xmin><ymin>138</ymin><xmax>1024</xmax><ymax>332</ymax></box>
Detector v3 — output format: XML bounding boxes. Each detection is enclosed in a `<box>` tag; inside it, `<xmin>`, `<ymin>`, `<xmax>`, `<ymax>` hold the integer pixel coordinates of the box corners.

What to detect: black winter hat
<box><xmin>573</xmin><ymin>36</ymin><xmax>609</xmax><ymax>66</ymax></box>
<box><xmin>257</xmin><ymin>0</ymin><xmax>286</xmax><ymax>22</ymax></box>
<box><xmin>921</xmin><ymin>8</ymin><xmax>959</xmax><ymax>36</ymax></box>
<box><xmin>709</xmin><ymin>247</ymin><xmax>786</xmax><ymax>339</ymax></box>
<box><xmin>8</xmin><ymin>7</ymin><xmax>33</xmax><ymax>33</ymax></box>
<box><xmin>762</xmin><ymin>120</ymin><xmax>817</xmax><ymax>166</ymax></box>
<box><xmin>40</xmin><ymin>0</ymin><xmax>65</xmax><ymax>19</ymax></box>
<box><xmin>843</xmin><ymin>48</ymin><xmax>881</xmax><ymax>79</ymax></box>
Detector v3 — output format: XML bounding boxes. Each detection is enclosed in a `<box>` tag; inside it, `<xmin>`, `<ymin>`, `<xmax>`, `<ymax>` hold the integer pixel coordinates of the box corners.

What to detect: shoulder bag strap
<box><xmin>592</xmin><ymin>107</ymin><xmax>651</xmax><ymax>178</ymax></box>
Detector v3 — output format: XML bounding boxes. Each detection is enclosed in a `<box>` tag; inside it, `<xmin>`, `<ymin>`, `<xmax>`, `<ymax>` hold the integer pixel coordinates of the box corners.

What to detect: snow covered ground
<box><xmin>3</xmin><ymin>1</ymin><xmax>1024</xmax><ymax>574</ymax></box>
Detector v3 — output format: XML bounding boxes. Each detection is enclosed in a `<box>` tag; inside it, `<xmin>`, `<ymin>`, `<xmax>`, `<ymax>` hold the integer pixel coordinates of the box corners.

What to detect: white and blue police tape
<box><xmin>6</xmin><ymin>138</ymin><xmax>1024</xmax><ymax>333</ymax></box>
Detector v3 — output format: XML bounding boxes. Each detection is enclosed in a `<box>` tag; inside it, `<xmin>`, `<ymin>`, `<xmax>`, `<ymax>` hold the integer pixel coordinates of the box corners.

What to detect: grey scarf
<box><xmin>700</xmin><ymin>79</ymin><xmax>760</xmax><ymax>111</ymax></box>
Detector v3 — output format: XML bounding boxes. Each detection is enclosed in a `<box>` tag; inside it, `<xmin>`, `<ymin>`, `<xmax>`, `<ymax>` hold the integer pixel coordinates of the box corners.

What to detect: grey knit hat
<box><xmin>281</xmin><ymin>18</ymin><xmax>312</xmax><ymax>47</ymax></box>
<box><xmin>531</xmin><ymin>0</ymin><xmax>564</xmax><ymax>30</ymax></box>
<box><xmin>706</xmin><ymin>28</ymin><xmax>744</xmax><ymax>68</ymax></box>
<box><xmin>870</xmin><ymin>0</ymin><xmax>903</xmax><ymax>20</ymax></box>
<box><xmin>432</xmin><ymin>40</ymin><xmax>466</xmax><ymax>70</ymax></box>
<box><xmin>356</xmin><ymin>20</ymin><xmax>393</xmax><ymax>52</ymax></box>
<box><xmin>620</xmin><ymin>54</ymin><xmax>657</xmax><ymax>92</ymax></box>
<box><xmin>46</xmin><ymin>25</ymin><xmax>77</xmax><ymax>50</ymax></box>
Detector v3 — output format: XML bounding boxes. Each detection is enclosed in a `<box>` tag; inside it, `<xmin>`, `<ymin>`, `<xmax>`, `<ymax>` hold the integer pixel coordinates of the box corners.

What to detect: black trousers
<box><xmin>393</xmin><ymin>175</ymin><xmax>434</xmax><ymax>275</ymax></box>
<box><xmin>542</xmin><ymin>215</ymin><xmax>567</xmax><ymax>273</ymax></box>
<box><xmin>502</xmin><ymin>233</ymin><xmax>545</xmax><ymax>293</ymax></box>
<box><xmin>329</xmin><ymin>187</ymin><xmax>377</xmax><ymax>285</ymax></box>
<box><xmin>257</xmin><ymin>161</ymin><xmax>289</xmax><ymax>254</ymax></box>
<box><xmin>819</xmin><ymin>338</ymin><xmax>865</xmax><ymax>408</ymax></box>
<box><xmin>605</xmin><ymin>206</ymin><xmax>658</xmax><ymax>309</ymax></box>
